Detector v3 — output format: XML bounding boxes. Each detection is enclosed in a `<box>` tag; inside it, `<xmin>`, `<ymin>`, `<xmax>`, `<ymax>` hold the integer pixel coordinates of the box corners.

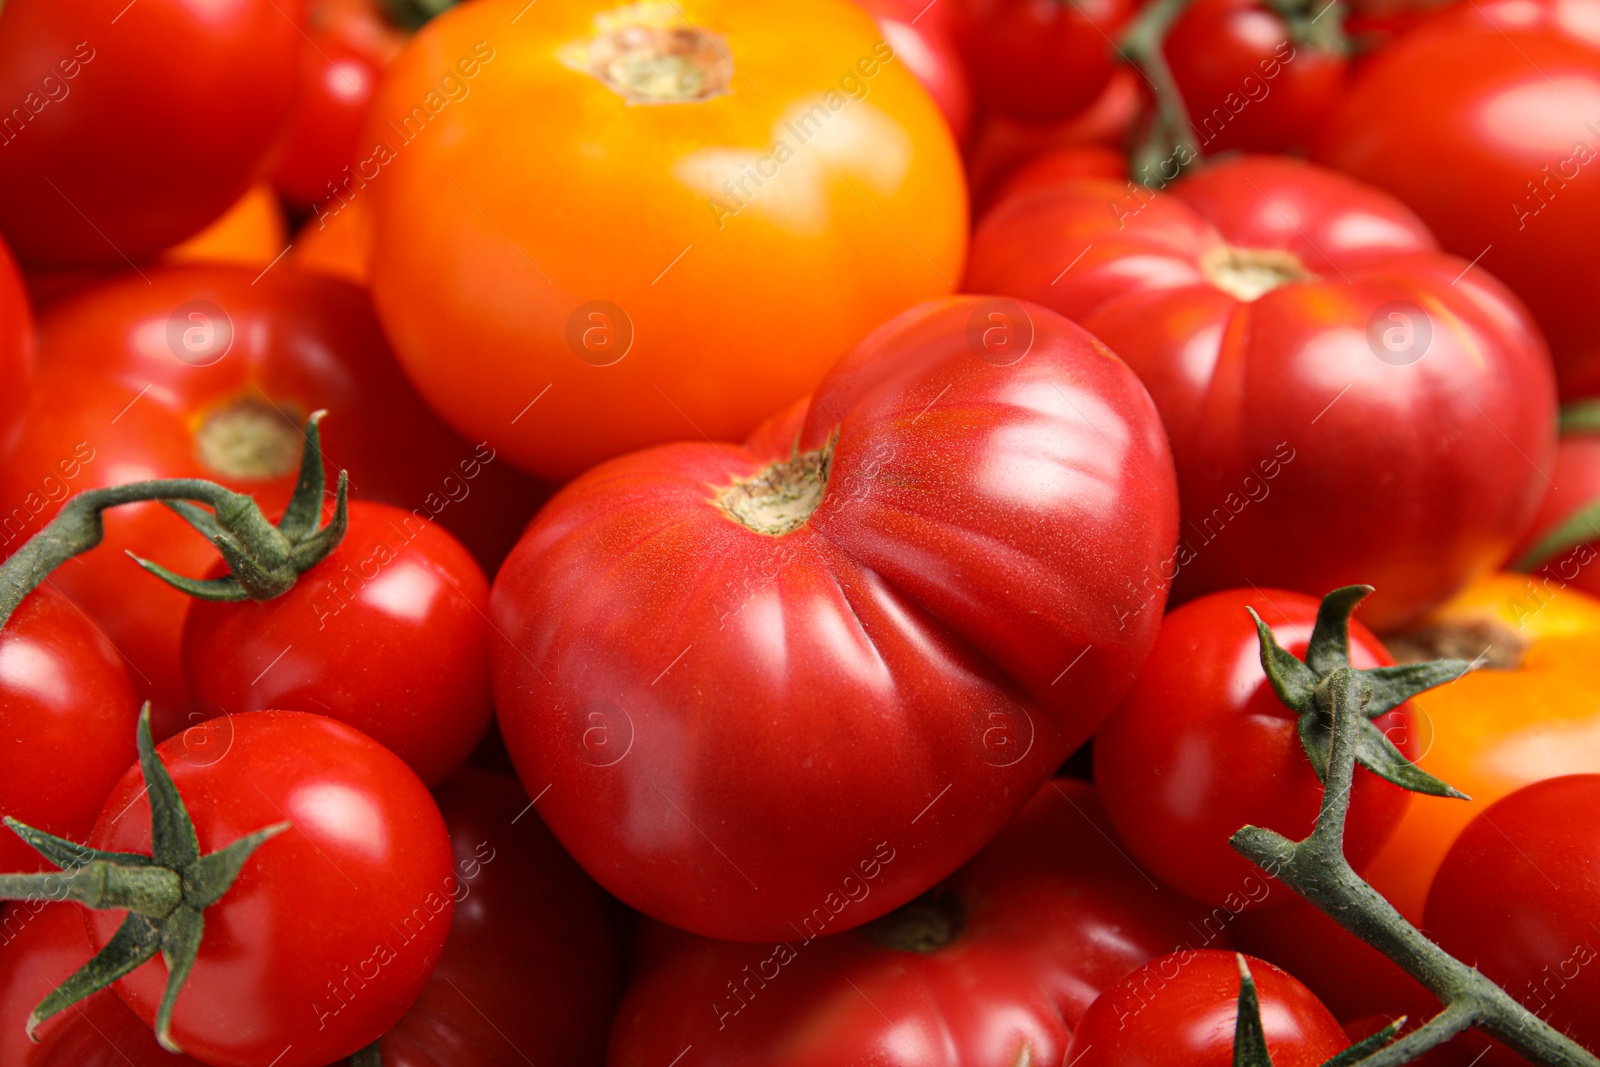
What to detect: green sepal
<box><xmin>1560</xmin><ymin>398</ymin><xmax>1600</xmax><ymax>436</ymax></box>
<box><xmin>26</xmin><ymin>913</ymin><xmax>161</xmax><ymax>1037</ymax></box>
<box><xmin>3</xmin><ymin>817</ymin><xmax>156</xmax><ymax>870</ymax></box>
<box><xmin>1248</xmin><ymin>607</ymin><xmax>1318</xmax><ymax>713</ymax></box>
<box><xmin>1361</xmin><ymin>660</ymin><xmax>1472</xmax><ymax>719</ymax></box>
<box><xmin>161</xmin><ymin>499</ymin><xmax>224</xmax><ymax>542</ymax></box>
<box><xmin>1232</xmin><ymin>955</ymin><xmax>1275</xmax><ymax>1067</ymax></box>
<box><xmin>288</xmin><ymin>470</ymin><xmax>349</xmax><ymax>573</ymax></box>
<box><xmin>275</xmin><ymin>409</ymin><xmax>329</xmax><ymax>543</ymax></box>
<box><xmin>1513</xmin><ymin>498</ymin><xmax>1600</xmax><ymax>573</ymax></box>
<box><xmin>1305</xmin><ymin>585</ymin><xmax>1371</xmax><ymax>675</ymax></box>
<box><xmin>351</xmin><ymin>1042</ymin><xmax>385</xmax><ymax>1067</ymax></box>
<box><xmin>154</xmin><ymin>906</ymin><xmax>203</xmax><ymax>1053</ymax></box>
<box><xmin>138</xmin><ymin>708</ymin><xmax>199</xmax><ymax>873</ymax></box>
<box><xmin>1319</xmin><ymin>1017</ymin><xmax>1407</xmax><ymax>1067</ymax></box>
<box><xmin>1354</xmin><ymin>717</ymin><xmax>1469</xmax><ymax>799</ymax></box>
<box><xmin>125</xmin><ymin>554</ymin><xmax>251</xmax><ymax>602</ymax></box>
<box><xmin>190</xmin><ymin>823</ymin><xmax>289</xmax><ymax>908</ymax></box>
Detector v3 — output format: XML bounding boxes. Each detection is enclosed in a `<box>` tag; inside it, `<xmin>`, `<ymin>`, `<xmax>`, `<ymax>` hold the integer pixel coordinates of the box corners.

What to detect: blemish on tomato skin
<box><xmin>557</xmin><ymin>2</ymin><xmax>734</xmax><ymax>105</ymax></box>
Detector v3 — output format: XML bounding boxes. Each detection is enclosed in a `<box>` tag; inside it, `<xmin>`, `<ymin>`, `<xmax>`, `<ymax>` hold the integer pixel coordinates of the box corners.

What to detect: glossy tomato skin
<box><xmin>1165</xmin><ymin>0</ymin><xmax>1346</xmax><ymax>153</ymax></box>
<box><xmin>856</xmin><ymin>0</ymin><xmax>973</xmax><ymax>142</ymax></box>
<box><xmin>492</xmin><ymin>296</ymin><xmax>1179</xmax><ymax>942</ymax></box>
<box><xmin>0</xmin><ymin>235</ymin><xmax>31</xmax><ymax>454</ymax></box>
<box><xmin>1511</xmin><ymin>427</ymin><xmax>1600</xmax><ymax>599</ymax></box>
<box><xmin>958</xmin><ymin>0</ymin><xmax>1136</xmax><ymax>122</ymax></box>
<box><xmin>609</xmin><ymin>779</ymin><xmax>1216</xmax><ymax>1067</ymax></box>
<box><xmin>0</xmin><ymin>0</ymin><xmax>302</xmax><ymax>268</ymax></box>
<box><xmin>362</xmin><ymin>768</ymin><xmax>621</xmax><ymax>1067</ymax></box>
<box><xmin>0</xmin><ymin>265</ymin><xmax>544</xmax><ymax>737</ymax></box>
<box><xmin>182</xmin><ymin>501</ymin><xmax>492</xmax><ymax>786</ymax></box>
<box><xmin>1094</xmin><ymin>589</ymin><xmax>1416</xmax><ymax>910</ymax></box>
<box><xmin>0</xmin><ymin>589</ymin><xmax>139</xmax><ymax>874</ymax></box>
<box><xmin>1426</xmin><ymin>775</ymin><xmax>1600</xmax><ymax>1061</ymax></box>
<box><xmin>1315</xmin><ymin>0</ymin><xmax>1600</xmax><ymax>398</ymax></box>
<box><xmin>980</xmin><ymin>144</ymin><xmax>1126</xmax><ymax>219</ymax></box>
<box><xmin>967</xmin><ymin>154</ymin><xmax>1558</xmax><ymax>631</ymax></box>
<box><xmin>365</xmin><ymin>0</ymin><xmax>967</xmax><ymax>482</ymax></box>
<box><xmin>0</xmin><ymin>903</ymin><xmax>208</xmax><ymax>1067</ymax></box>
<box><xmin>1063</xmin><ymin>951</ymin><xmax>1350</xmax><ymax>1067</ymax></box>
<box><xmin>88</xmin><ymin>711</ymin><xmax>454</xmax><ymax>1067</ymax></box>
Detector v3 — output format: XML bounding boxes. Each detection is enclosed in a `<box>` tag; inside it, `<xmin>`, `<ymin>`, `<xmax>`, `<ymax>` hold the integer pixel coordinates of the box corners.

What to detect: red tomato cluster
<box><xmin>0</xmin><ymin>0</ymin><xmax>1596</xmax><ymax>1065</ymax></box>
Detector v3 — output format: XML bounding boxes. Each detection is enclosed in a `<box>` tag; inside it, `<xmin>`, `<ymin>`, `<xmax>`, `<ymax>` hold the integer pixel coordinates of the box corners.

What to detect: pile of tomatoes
<box><xmin>1</xmin><ymin>0</ymin><xmax>1598</xmax><ymax>1064</ymax></box>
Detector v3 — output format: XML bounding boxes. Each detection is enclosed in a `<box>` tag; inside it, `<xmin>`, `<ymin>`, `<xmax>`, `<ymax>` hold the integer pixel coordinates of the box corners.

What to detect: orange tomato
<box><xmin>1367</xmin><ymin>572</ymin><xmax>1600</xmax><ymax>923</ymax></box>
<box><xmin>292</xmin><ymin>191</ymin><xmax>373</xmax><ymax>285</ymax></box>
<box><xmin>163</xmin><ymin>183</ymin><xmax>289</xmax><ymax>268</ymax></box>
<box><xmin>364</xmin><ymin>0</ymin><xmax>967</xmax><ymax>481</ymax></box>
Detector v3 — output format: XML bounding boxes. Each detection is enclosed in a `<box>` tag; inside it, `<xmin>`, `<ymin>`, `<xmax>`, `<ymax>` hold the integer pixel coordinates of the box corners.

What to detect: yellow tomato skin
<box><xmin>1367</xmin><ymin>572</ymin><xmax>1600</xmax><ymax>923</ymax></box>
<box><xmin>364</xmin><ymin>0</ymin><xmax>967</xmax><ymax>481</ymax></box>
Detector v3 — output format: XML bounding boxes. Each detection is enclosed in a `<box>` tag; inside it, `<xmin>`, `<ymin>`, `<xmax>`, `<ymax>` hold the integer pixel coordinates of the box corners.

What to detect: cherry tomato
<box><xmin>0</xmin><ymin>265</ymin><xmax>544</xmax><ymax>737</ymax></box>
<box><xmin>353</xmin><ymin>768</ymin><xmax>621</xmax><ymax>1067</ymax></box>
<box><xmin>0</xmin><ymin>0</ymin><xmax>302</xmax><ymax>268</ymax></box>
<box><xmin>491</xmin><ymin>295</ymin><xmax>1179</xmax><ymax>941</ymax></box>
<box><xmin>957</xmin><ymin>0</ymin><xmax>1137</xmax><ymax>122</ymax></box>
<box><xmin>1426</xmin><ymin>775</ymin><xmax>1600</xmax><ymax>1062</ymax></box>
<box><xmin>966</xmin><ymin>154</ymin><xmax>1557</xmax><ymax>631</ymax></box>
<box><xmin>1165</xmin><ymin>0</ymin><xmax>1346</xmax><ymax>154</ymax></box>
<box><xmin>89</xmin><ymin>711</ymin><xmax>454</xmax><ymax>1067</ymax></box>
<box><xmin>181</xmin><ymin>501</ymin><xmax>493</xmax><ymax>786</ymax></box>
<box><xmin>609</xmin><ymin>778</ymin><xmax>1213</xmax><ymax>1067</ymax></box>
<box><xmin>365</xmin><ymin>0</ymin><xmax>967</xmax><ymax>482</ymax></box>
<box><xmin>1510</xmin><ymin>418</ymin><xmax>1600</xmax><ymax>599</ymax></box>
<box><xmin>855</xmin><ymin>0</ymin><xmax>974</xmax><ymax>142</ymax></box>
<box><xmin>1314</xmin><ymin>0</ymin><xmax>1600</xmax><ymax>399</ymax></box>
<box><xmin>1094</xmin><ymin>588</ymin><xmax>1416</xmax><ymax>910</ymax></box>
<box><xmin>0</xmin><ymin>588</ymin><xmax>138</xmax><ymax>874</ymax></box>
<box><xmin>1063</xmin><ymin>950</ymin><xmax>1351</xmax><ymax>1067</ymax></box>
<box><xmin>0</xmin><ymin>903</ymin><xmax>208</xmax><ymax>1067</ymax></box>
<box><xmin>1363</xmin><ymin>573</ymin><xmax>1600</xmax><ymax>924</ymax></box>
<box><xmin>0</xmin><ymin>235</ymin><xmax>30</xmax><ymax>454</ymax></box>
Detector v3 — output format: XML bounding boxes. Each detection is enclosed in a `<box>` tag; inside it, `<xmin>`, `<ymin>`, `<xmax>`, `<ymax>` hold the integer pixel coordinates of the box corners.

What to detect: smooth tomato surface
<box><xmin>365</xmin><ymin>0</ymin><xmax>967</xmax><ymax>481</ymax></box>
<box><xmin>0</xmin><ymin>235</ymin><xmax>30</xmax><ymax>454</ymax></box>
<box><xmin>1063</xmin><ymin>951</ymin><xmax>1350</xmax><ymax>1067</ymax></box>
<box><xmin>89</xmin><ymin>711</ymin><xmax>454</xmax><ymax>1067</ymax></box>
<box><xmin>854</xmin><ymin>0</ymin><xmax>972</xmax><ymax>142</ymax></box>
<box><xmin>1094</xmin><ymin>588</ymin><xmax>1416</xmax><ymax>910</ymax></box>
<box><xmin>609</xmin><ymin>779</ymin><xmax>1211</xmax><ymax>1067</ymax></box>
<box><xmin>967</xmin><ymin>154</ymin><xmax>1557</xmax><ymax>630</ymax></box>
<box><xmin>492</xmin><ymin>296</ymin><xmax>1179</xmax><ymax>941</ymax></box>
<box><xmin>1315</xmin><ymin>0</ymin><xmax>1600</xmax><ymax>398</ymax></box>
<box><xmin>0</xmin><ymin>588</ymin><xmax>138</xmax><ymax>873</ymax></box>
<box><xmin>182</xmin><ymin>501</ymin><xmax>493</xmax><ymax>786</ymax></box>
<box><xmin>957</xmin><ymin>0</ymin><xmax>1136</xmax><ymax>122</ymax></box>
<box><xmin>0</xmin><ymin>0</ymin><xmax>302</xmax><ymax>267</ymax></box>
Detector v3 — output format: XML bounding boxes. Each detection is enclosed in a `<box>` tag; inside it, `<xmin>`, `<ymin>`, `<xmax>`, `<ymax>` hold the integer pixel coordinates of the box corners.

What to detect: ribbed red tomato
<box><xmin>492</xmin><ymin>296</ymin><xmax>1179</xmax><ymax>941</ymax></box>
<box><xmin>967</xmin><ymin>154</ymin><xmax>1557</xmax><ymax>630</ymax></box>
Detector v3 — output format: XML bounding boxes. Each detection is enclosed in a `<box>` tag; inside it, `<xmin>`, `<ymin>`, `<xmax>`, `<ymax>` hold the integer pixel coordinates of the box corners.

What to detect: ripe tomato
<box><xmin>966</xmin><ymin>154</ymin><xmax>1558</xmax><ymax>631</ymax></box>
<box><xmin>1364</xmin><ymin>573</ymin><xmax>1600</xmax><ymax>924</ymax></box>
<box><xmin>854</xmin><ymin>0</ymin><xmax>973</xmax><ymax>142</ymax></box>
<box><xmin>292</xmin><ymin>193</ymin><xmax>373</xmax><ymax>286</ymax></box>
<box><xmin>0</xmin><ymin>235</ymin><xmax>30</xmax><ymax>454</ymax></box>
<box><xmin>1164</xmin><ymin>0</ymin><xmax>1346</xmax><ymax>154</ymax></box>
<box><xmin>161</xmin><ymin>185</ymin><xmax>288</xmax><ymax>271</ymax></box>
<box><xmin>1063</xmin><ymin>951</ymin><xmax>1350</xmax><ymax>1067</ymax></box>
<box><xmin>491</xmin><ymin>296</ymin><xmax>1179</xmax><ymax>941</ymax></box>
<box><xmin>957</xmin><ymin>0</ymin><xmax>1137</xmax><ymax>122</ymax></box>
<box><xmin>1094</xmin><ymin>588</ymin><xmax>1416</xmax><ymax>910</ymax></box>
<box><xmin>981</xmin><ymin>144</ymin><xmax>1126</xmax><ymax>218</ymax></box>
<box><xmin>0</xmin><ymin>0</ymin><xmax>302</xmax><ymax>268</ymax></box>
<box><xmin>89</xmin><ymin>711</ymin><xmax>454</xmax><ymax>1067</ymax></box>
<box><xmin>0</xmin><ymin>265</ymin><xmax>544</xmax><ymax>736</ymax></box>
<box><xmin>365</xmin><ymin>0</ymin><xmax>967</xmax><ymax>482</ymax></box>
<box><xmin>0</xmin><ymin>903</ymin><xmax>208</xmax><ymax>1067</ymax></box>
<box><xmin>1314</xmin><ymin>0</ymin><xmax>1600</xmax><ymax>398</ymax></box>
<box><xmin>0</xmin><ymin>588</ymin><xmax>138</xmax><ymax>874</ymax></box>
<box><xmin>1425</xmin><ymin>775</ymin><xmax>1600</xmax><ymax>1063</ymax></box>
<box><xmin>181</xmin><ymin>501</ymin><xmax>492</xmax><ymax>786</ymax></box>
<box><xmin>1510</xmin><ymin>415</ymin><xmax>1600</xmax><ymax>599</ymax></box>
<box><xmin>609</xmin><ymin>779</ymin><xmax>1211</xmax><ymax>1067</ymax></box>
<box><xmin>359</xmin><ymin>768</ymin><xmax>622</xmax><ymax>1067</ymax></box>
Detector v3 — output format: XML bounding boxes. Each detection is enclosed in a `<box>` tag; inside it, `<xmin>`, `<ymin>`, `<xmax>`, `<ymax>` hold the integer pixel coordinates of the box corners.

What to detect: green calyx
<box><xmin>1230</xmin><ymin>952</ymin><xmax>1405</xmax><ymax>1067</ymax></box>
<box><xmin>1249</xmin><ymin>585</ymin><xmax>1471</xmax><ymax>800</ymax></box>
<box><xmin>1513</xmin><ymin>401</ymin><xmax>1600</xmax><ymax>573</ymax></box>
<box><xmin>0</xmin><ymin>708</ymin><xmax>287</xmax><ymax>1054</ymax></box>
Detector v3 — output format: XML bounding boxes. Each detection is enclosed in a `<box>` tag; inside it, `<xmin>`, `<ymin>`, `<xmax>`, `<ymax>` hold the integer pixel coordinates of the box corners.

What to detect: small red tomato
<box><xmin>856</xmin><ymin>0</ymin><xmax>974</xmax><ymax>142</ymax></box>
<box><xmin>89</xmin><ymin>711</ymin><xmax>455</xmax><ymax>1067</ymax></box>
<box><xmin>958</xmin><ymin>0</ymin><xmax>1137</xmax><ymax>122</ymax></box>
<box><xmin>1094</xmin><ymin>589</ymin><xmax>1416</xmax><ymax>910</ymax></box>
<box><xmin>0</xmin><ymin>235</ymin><xmax>31</xmax><ymax>454</ymax></box>
<box><xmin>0</xmin><ymin>588</ymin><xmax>138</xmax><ymax>874</ymax></box>
<box><xmin>492</xmin><ymin>296</ymin><xmax>1179</xmax><ymax>941</ymax></box>
<box><xmin>181</xmin><ymin>501</ymin><xmax>493</xmax><ymax>786</ymax></box>
<box><xmin>0</xmin><ymin>903</ymin><xmax>209</xmax><ymax>1067</ymax></box>
<box><xmin>967</xmin><ymin>154</ymin><xmax>1557</xmax><ymax>631</ymax></box>
<box><xmin>361</xmin><ymin>768</ymin><xmax>622</xmax><ymax>1067</ymax></box>
<box><xmin>609</xmin><ymin>779</ymin><xmax>1212</xmax><ymax>1067</ymax></box>
<box><xmin>1165</xmin><ymin>0</ymin><xmax>1346</xmax><ymax>153</ymax></box>
<box><xmin>0</xmin><ymin>0</ymin><xmax>303</xmax><ymax>267</ymax></box>
<box><xmin>1425</xmin><ymin>775</ymin><xmax>1600</xmax><ymax>1062</ymax></box>
<box><xmin>1063</xmin><ymin>951</ymin><xmax>1351</xmax><ymax>1067</ymax></box>
<box><xmin>981</xmin><ymin>144</ymin><xmax>1126</xmax><ymax>217</ymax></box>
<box><xmin>1510</xmin><ymin>419</ymin><xmax>1600</xmax><ymax>598</ymax></box>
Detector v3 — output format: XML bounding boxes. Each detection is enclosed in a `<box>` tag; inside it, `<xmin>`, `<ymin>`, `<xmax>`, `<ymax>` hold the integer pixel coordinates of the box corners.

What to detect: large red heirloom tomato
<box><xmin>967</xmin><ymin>155</ymin><xmax>1557</xmax><ymax>630</ymax></box>
<box><xmin>1315</xmin><ymin>0</ymin><xmax>1600</xmax><ymax>399</ymax></box>
<box><xmin>491</xmin><ymin>296</ymin><xmax>1179</xmax><ymax>942</ymax></box>
<box><xmin>608</xmin><ymin>779</ymin><xmax>1209</xmax><ymax>1067</ymax></box>
<box><xmin>365</xmin><ymin>0</ymin><xmax>967</xmax><ymax>482</ymax></box>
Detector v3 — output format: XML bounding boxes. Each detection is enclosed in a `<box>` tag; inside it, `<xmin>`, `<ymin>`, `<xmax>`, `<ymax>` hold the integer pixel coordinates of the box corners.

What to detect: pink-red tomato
<box><xmin>855</xmin><ymin>0</ymin><xmax>973</xmax><ymax>142</ymax></box>
<box><xmin>967</xmin><ymin>154</ymin><xmax>1557</xmax><ymax>631</ymax></box>
<box><xmin>89</xmin><ymin>711</ymin><xmax>454</xmax><ymax>1067</ymax></box>
<box><xmin>608</xmin><ymin>779</ymin><xmax>1214</xmax><ymax>1067</ymax></box>
<box><xmin>491</xmin><ymin>296</ymin><xmax>1179</xmax><ymax>942</ymax></box>
<box><xmin>0</xmin><ymin>0</ymin><xmax>303</xmax><ymax>267</ymax></box>
<box><xmin>957</xmin><ymin>0</ymin><xmax>1137</xmax><ymax>122</ymax></box>
<box><xmin>181</xmin><ymin>501</ymin><xmax>493</xmax><ymax>786</ymax></box>
<box><xmin>0</xmin><ymin>235</ymin><xmax>30</xmax><ymax>454</ymax></box>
